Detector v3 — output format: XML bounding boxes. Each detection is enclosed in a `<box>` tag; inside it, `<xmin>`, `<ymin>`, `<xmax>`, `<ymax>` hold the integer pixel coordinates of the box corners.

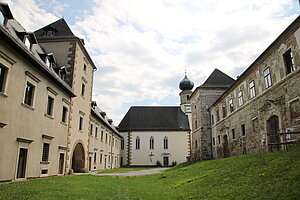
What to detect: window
<box><xmin>46</xmin><ymin>96</ymin><xmax>54</xmax><ymax>116</ymax></box>
<box><xmin>108</xmin><ymin>156</ymin><xmax>110</xmax><ymax>164</ymax></box>
<box><xmin>62</xmin><ymin>106</ymin><xmax>68</xmax><ymax>123</ymax></box>
<box><xmin>81</xmin><ymin>83</ymin><xmax>85</xmax><ymax>96</ymax></box>
<box><xmin>100</xmin><ymin>153</ymin><xmax>103</xmax><ymax>164</ymax></box>
<box><xmin>195</xmin><ymin>139</ymin><xmax>198</xmax><ymax>148</ymax></box>
<box><xmin>24</xmin><ymin>36</ymin><xmax>31</xmax><ymax>50</ymax></box>
<box><xmin>218</xmin><ymin>135</ymin><xmax>221</xmax><ymax>144</ymax></box>
<box><xmin>24</xmin><ymin>82</ymin><xmax>35</xmax><ymax>106</ymax></box>
<box><xmin>79</xmin><ymin>117</ymin><xmax>83</xmax><ymax>131</ymax></box>
<box><xmin>101</xmin><ymin>131</ymin><xmax>104</xmax><ymax>141</ymax></box>
<box><xmin>249</xmin><ymin>80</ymin><xmax>256</xmax><ymax>98</ymax></box>
<box><xmin>216</xmin><ymin>110</ymin><xmax>220</xmax><ymax>122</ymax></box>
<box><xmin>94</xmin><ymin>152</ymin><xmax>97</xmax><ymax>163</ymax></box>
<box><xmin>0</xmin><ymin>65</ymin><xmax>7</xmax><ymax>92</ymax></box>
<box><xmin>195</xmin><ymin>120</ymin><xmax>197</xmax><ymax>129</ymax></box>
<box><xmin>252</xmin><ymin>118</ymin><xmax>258</xmax><ymax>133</ymax></box>
<box><xmin>44</xmin><ymin>29</ymin><xmax>55</xmax><ymax>37</ymax></box>
<box><xmin>212</xmin><ymin>137</ymin><xmax>215</xmax><ymax>146</ymax></box>
<box><xmin>149</xmin><ymin>136</ymin><xmax>154</xmax><ymax>149</ymax></box>
<box><xmin>42</xmin><ymin>143</ymin><xmax>50</xmax><ymax>162</ymax></box>
<box><xmin>90</xmin><ymin>124</ymin><xmax>93</xmax><ymax>136</ymax></box>
<box><xmin>0</xmin><ymin>11</ymin><xmax>5</xmax><ymax>25</ymax></box>
<box><xmin>83</xmin><ymin>64</ymin><xmax>87</xmax><ymax>71</ymax></box>
<box><xmin>121</xmin><ymin>139</ymin><xmax>124</xmax><ymax>150</ymax></box>
<box><xmin>136</xmin><ymin>136</ymin><xmax>140</xmax><ymax>149</ymax></box>
<box><xmin>232</xmin><ymin>129</ymin><xmax>236</xmax><ymax>139</ymax></box>
<box><xmin>229</xmin><ymin>98</ymin><xmax>234</xmax><ymax>112</ymax></box>
<box><xmin>211</xmin><ymin>115</ymin><xmax>215</xmax><ymax>125</ymax></box>
<box><xmin>222</xmin><ymin>105</ymin><xmax>227</xmax><ymax>118</ymax></box>
<box><xmin>95</xmin><ymin>127</ymin><xmax>98</xmax><ymax>138</ymax></box>
<box><xmin>163</xmin><ymin>136</ymin><xmax>168</xmax><ymax>149</ymax></box>
<box><xmin>263</xmin><ymin>67</ymin><xmax>272</xmax><ymax>88</ymax></box>
<box><xmin>241</xmin><ymin>124</ymin><xmax>246</xmax><ymax>136</ymax></box>
<box><xmin>105</xmin><ymin>133</ymin><xmax>108</xmax><ymax>143</ymax></box>
<box><xmin>41</xmin><ymin>169</ymin><xmax>48</xmax><ymax>174</ymax></box>
<box><xmin>283</xmin><ymin>49</ymin><xmax>295</xmax><ymax>74</ymax></box>
<box><xmin>109</xmin><ymin>135</ymin><xmax>111</xmax><ymax>144</ymax></box>
<box><xmin>238</xmin><ymin>90</ymin><xmax>244</xmax><ymax>106</ymax></box>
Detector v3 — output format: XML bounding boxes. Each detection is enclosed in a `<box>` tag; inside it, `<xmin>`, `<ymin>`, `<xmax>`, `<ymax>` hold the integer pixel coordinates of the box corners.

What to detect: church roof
<box><xmin>118</xmin><ymin>106</ymin><xmax>190</xmax><ymax>132</ymax></box>
<box><xmin>34</xmin><ymin>18</ymin><xmax>75</xmax><ymax>38</ymax></box>
<box><xmin>200</xmin><ymin>68</ymin><xmax>235</xmax><ymax>88</ymax></box>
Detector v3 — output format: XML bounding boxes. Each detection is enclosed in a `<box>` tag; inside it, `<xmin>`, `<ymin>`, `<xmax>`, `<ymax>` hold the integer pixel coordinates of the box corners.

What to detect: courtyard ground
<box><xmin>0</xmin><ymin>145</ymin><xmax>299</xmax><ymax>200</ymax></box>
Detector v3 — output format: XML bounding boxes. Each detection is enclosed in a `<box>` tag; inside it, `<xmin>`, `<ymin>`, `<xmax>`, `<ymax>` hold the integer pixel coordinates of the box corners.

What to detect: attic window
<box><xmin>0</xmin><ymin>11</ymin><xmax>4</xmax><ymax>25</ymax></box>
<box><xmin>45</xmin><ymin>57</ymin><xmax>51</xmax><ymax>68</ymax></box>
<box><xmin>44</xmin><ymin>29</ymin><xmax>55</xmax><ymax>37</ymax></box>
<box><xmin>24</xmin><ymin>36</ymin><xmax>31</xmax><ymax>50</ymax></box>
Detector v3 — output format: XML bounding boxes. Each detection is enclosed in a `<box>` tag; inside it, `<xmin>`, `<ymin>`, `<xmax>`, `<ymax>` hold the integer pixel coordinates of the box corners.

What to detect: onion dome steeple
<box><xmin>179</xmin><ymin>72</ymin><xmax>194</xmax><ymax>91</ymax></box>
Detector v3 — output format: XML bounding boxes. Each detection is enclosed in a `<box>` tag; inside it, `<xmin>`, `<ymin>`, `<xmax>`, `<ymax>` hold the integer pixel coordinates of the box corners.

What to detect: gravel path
<box><xmin>94</xmin><ymin>168</ymin><xmax>169</xmax><ymax>177</ymax></box>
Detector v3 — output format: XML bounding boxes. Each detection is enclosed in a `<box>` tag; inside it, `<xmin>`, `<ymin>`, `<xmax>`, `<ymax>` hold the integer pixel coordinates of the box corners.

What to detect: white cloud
<box><xmin>6</xmin><ymin>0</ymin><xmax>299</xmax><ymax>124</ymax></box>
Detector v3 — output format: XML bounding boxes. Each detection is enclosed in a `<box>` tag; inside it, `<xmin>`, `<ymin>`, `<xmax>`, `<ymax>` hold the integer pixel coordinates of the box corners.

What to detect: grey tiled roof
<box><xmin>118</xmin><ymin>106</ymin><xmax>190</xmax><ymax>132</ymax></box>
<box><xmin>34</xmin><ymin>18</ymin><xmax>75</xmax><ymax>38</ymax></box>
<box><xmin>200</xmin><ymin>68</ymin><xmax>235</xmax><ymax>88</ymax></box>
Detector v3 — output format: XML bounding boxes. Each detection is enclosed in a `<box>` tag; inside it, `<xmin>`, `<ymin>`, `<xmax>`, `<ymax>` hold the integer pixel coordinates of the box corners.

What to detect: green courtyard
<box><xmin>1</xmin><ymin>145</ymin><xmax>299</xmax><ymax>200</ymax></box>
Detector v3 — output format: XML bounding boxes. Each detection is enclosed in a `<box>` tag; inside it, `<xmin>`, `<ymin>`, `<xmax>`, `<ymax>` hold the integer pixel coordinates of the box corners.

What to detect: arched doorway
<box><xmin>223</xmin><ymin>135</ymin><xmax>230</xmax><ymax>157</ymax></box>
<box><xmin>267</xmin><ymin>115</ymin><xmax>280</xmax><ymax>152</ymax></box>
<box><xmin>72</xmin><ymin>143</ymin><xmax>85</xmax><ymax>172</ymax></box>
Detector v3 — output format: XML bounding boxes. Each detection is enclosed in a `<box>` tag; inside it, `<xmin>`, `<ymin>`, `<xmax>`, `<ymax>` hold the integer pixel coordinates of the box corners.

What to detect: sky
<box><xmin>4</xmin><ymin>0</ymin><xmax>300</xmax><ymax>124</ymax></box>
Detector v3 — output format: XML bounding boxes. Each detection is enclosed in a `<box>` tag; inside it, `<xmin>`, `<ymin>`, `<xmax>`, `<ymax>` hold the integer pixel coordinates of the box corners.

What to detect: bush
<box><xmin>172</xmin><ymin>161</ymin><xmax>177</xmax><ymax>166</ymax></box>
<box><xmin>156</xmin><ymin>160</ymin><xmax>162</xmax><ymax>167</ymax></box>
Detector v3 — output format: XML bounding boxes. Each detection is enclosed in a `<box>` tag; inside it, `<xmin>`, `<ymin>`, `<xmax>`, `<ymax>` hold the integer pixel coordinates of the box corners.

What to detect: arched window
<box><xmin>0</xmin><ymin>11</ymin><xmax>5</xmax><ymax>25</ymax></box>
<box><xmin>149</xmin><ymin>136</ymin><xmax>154</xmax><ymax>149</ymax></box>
<box><xmin>163</xmin><ymin>136</ymin><xmax>168</xmax><ymax>149</ymax></box>
<box><xmin>135</xmin><ymin>136</ymin><xmax>140</xmax><ymax>149</ymax></box>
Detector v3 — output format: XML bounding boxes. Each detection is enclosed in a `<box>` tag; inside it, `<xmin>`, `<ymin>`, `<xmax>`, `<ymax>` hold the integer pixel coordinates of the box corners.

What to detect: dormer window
<box><xmin>43</xmin><ymin>27</ymin><xmax>56</xmax><ymax>37</ymax></box>
<box><xmin>45</xmin><ymin>57</ymin><xmax>51</xmax><ymax>68</ymax></box>
<box><xmin>24</xmin><ymin>36</ymin><xmax>31</xmax><ymax>50</ymax></box>
<box><xmin>0</xmin><ymin>11</ymin><xmax>4</xmax><ymax>25</ymax></box>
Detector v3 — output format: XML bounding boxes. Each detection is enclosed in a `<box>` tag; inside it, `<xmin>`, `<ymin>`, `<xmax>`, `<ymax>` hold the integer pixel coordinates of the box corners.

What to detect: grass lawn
<box><xmin>1</xmin><ymin>145</ymin><xmax>299</xmax><ymax>200</ymax></box>
<box><xmin>98</xmin><ymin>167</ymin><xmax>155</xmax><ymax>174</ymax></box>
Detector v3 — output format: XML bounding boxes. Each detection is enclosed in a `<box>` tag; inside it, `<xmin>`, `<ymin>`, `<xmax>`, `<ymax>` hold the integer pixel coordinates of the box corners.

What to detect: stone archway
<box><xmin>72</xmin><ymin>143</ymin><xmax>85</xmax><ymax>173</ymax></box>
<box><xmin>267</xmin><ymin>115</ymin><xmax>280</xmax><ymax>152</ymax></box>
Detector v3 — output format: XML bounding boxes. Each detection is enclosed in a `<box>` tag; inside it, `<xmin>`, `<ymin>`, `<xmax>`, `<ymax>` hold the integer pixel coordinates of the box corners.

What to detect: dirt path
<box><xmin>94</xmin><ymin>168</ymin><xmax>169</xmax><ymax>177</ymax></box>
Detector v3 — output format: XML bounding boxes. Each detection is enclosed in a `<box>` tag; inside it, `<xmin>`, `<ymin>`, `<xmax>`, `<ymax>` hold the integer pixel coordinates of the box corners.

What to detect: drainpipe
<box><xmin>208</xmin><ymin>109</ymin><xmax>213</xmax><ymax>160</ymax></box>
<box><xmin>110</xmin><ymin>132</ymin><xmax>113</xmax><ymax>169</ymax></box>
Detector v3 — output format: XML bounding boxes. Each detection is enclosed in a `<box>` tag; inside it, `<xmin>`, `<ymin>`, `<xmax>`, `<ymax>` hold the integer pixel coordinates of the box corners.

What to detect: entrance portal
<box><xmin>72</xmin><ymin>143</ymin><xmax>85</xmax><ymax>173</ymax></box>
<box><xmin>267</xmin><ymin>115</ymin><xmax>280</xmax><ymax>151</ymax></box>
<box><xmin>163</xmin><ymin>157</ymin><xmax>169</xmax><ymax>166</ymax></box>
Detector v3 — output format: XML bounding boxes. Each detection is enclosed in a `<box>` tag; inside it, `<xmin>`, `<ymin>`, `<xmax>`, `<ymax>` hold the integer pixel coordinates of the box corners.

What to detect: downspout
<box><xmin>110</xmin><ymin>132</ymin><xmax>113</xmax><ymax>169</ymax></box>
<box><xmin>208</xmin><ymin>109</ymin><xmax>213</xmax><ymax>160</ymax></box>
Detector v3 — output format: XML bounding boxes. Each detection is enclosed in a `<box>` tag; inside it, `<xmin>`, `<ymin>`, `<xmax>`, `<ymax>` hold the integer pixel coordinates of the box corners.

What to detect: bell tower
<box><xmin>179</xmin><ymin>72</ymin><xmax>194</xmax><ymax>114</ymax></box>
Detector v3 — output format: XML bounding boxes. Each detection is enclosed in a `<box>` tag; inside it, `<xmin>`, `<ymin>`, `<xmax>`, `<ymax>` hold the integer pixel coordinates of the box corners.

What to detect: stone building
<box><xmin>0</xmin><ymin>3</ymin><xmax>121</xmax><ymax>182</ymax></box>
<box><xmin>89</xmin><ymin>102</ymin><xmax>122</xmax><ymax>170</ymax></box>
<box><xmin>118</xmin><ymin>106</ymin><xmax>191</xmax><ymax>166</ymax></box>
<box><xmin>210</xmin><ymin>15</ymin><xmax>300</xmax><ymax>159</ymax></box>
<box><xmin>188</xmin><ymin>69</ymin><xmax>234</xmax><ymax>161</ymax></box>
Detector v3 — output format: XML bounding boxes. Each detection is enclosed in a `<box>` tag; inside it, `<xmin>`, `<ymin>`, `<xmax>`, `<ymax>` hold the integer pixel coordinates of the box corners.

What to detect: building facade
<box><xmin>210</xmin><ymin>16</ymin><xmax>300</xmax><ymax>159</ymax></box>
<box><xmin>119</xmin><ymin>106</ymin><xmax>191</xmax><ymax>166</ymax></box>
<box><xmin>0</xmin><ymin>3</ymin><xmax>121</xmax><ymax>182</ymax></box>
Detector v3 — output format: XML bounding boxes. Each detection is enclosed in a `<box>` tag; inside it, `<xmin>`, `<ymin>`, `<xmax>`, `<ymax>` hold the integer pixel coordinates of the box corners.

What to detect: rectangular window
<box><xmin>0</xmin><ymin>65</ymin><xmax>7</xmax><ymax>92</ymax></box>
<box><xmin>90</xmin><ymin>124</ymin><xmax>93</xmax><ymax>136</ymax></box>
<box><xmin>83</xmin><ymin>64</ymin><xmax>87</xmax><ymax>71</ymax></box>
<box><xmin>121</xmin><ymin>139</ymin><xmax>124</xmax><ymax>150</ymax></box>
<box><xmin>212</xmin><ymin>137</ymin><xmax>215</xmax><ymax>145</ymax></box>
<box><xmin>263</xmin><ymin>67</ymin><xmax>272</xmax><ymax>88</ymax></box>
<box><xmin>81</xmin><ymin>83</ymin><xmax>85</xmax><ymax>96</ymax></box>
<box><xmin>222</xmin><ymin>105</ymin><xmax>227</xmax><ymax>118</ymax></box>
<box><xmin>101</xmin><ymin>131</ymin><xmax>104</xmax><ymax>141</ymax></box>
<box><xmin>232</xmin><ymin>129</ymin><xmax>235</xmax><ymax>139</ymax></box>
<box><xmin>105</xmin><ymin>133</ymin><xmax>108</xmax><ymax>143</ymax></box>
<box><xmin>211</xmin><ymin>115</ymin><xmax>215</xmax><ymax>125</ymax></box>
<box><xmin>218</xmin><ymin>135</ymin><xmax>221</xmax><ymax>144</ymax></box>
<box><xmin>100</xmin><ymin>153</ymin><xmax>103</xmax><ymax>164</ymax></box>
<box><xmin>241</xmin><ymin>124</ymin><xmax>246</xmax><ymax>136</ymax></box>
<box><xmin>79</xmin><ymin>117</ymin><xmax>83</xmax><ymax>131</ymax></box>
<box><xmin>42</xmin><ymin>143</ymin><xmax>50</xmax><ymax>162</ymax></box>
<box><xmin>109</xmin><ymin>136</ymin><xmax>111</xmax><ymax>145</ymax></box>
<box><xmin>95</xmin><ymin>127</ymin><xmax>98</xmax><ymax>138</ymax></box>
<box><xmin>46</xmin><ymin>96</ymin><xmax>54</xmax><ymax>116</ymax></box>
<box><xmin>229</xmin><ymin>98</ymin><xmax>234</xmax><ymax>112</ymax></box>
<box><xmin>24</xmin><ymin>82</ymin><xmax>35</xmax><ymax>106</ymax></box>
<box><xmin>62</xmin><ymin>106</ymin><xmax>68</xmax><ymax>123</ymax></box>
<box><xmin>41</xmin><ymin>169</ymin><xmax>48</xmax><ymax>174</ymax></box>
<box><xmin>195</xmin><ymin>120</ymin><xmax>197</xmax><ymax>129</ymax></box>
<box><xmin>216</xmin><ymin>110</ymin><xmax>220</xmax><ymax>122</ymax></box>
<box><xmin>238</xmin><ymin>90</ymin><xmax>244</xmax><ymax>106</ymax></box>
<box><xmin>94</xmin><ymin>152</ymin><xmax>97</xmax><ymax>163</ymax></box>
<box><xmin>249</xmin><ymin>80</ymin><xmax>256</xmax><ymax>99</ymax></box>
<box><xmin>283</xmin><ymin>49</ymin><xmax>295</xmax><ymax>74</ymax></box>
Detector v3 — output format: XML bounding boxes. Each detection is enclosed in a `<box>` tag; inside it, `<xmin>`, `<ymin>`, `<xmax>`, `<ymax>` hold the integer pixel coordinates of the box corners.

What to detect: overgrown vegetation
<box><xmin>1</xmin><ymin>145</ymin><xmax>299</xmax><ymax>200</ymax></box>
